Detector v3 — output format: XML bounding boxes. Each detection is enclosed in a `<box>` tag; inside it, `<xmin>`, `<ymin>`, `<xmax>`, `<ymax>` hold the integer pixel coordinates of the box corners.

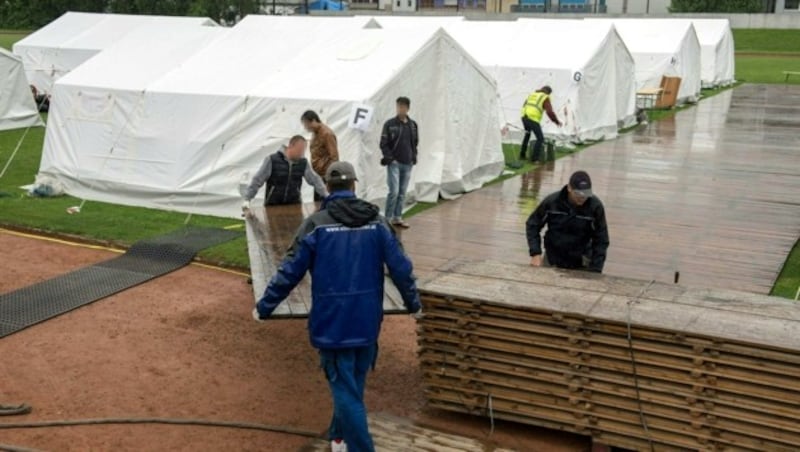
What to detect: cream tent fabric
<box><xmin>586</xmin><ymin>18</ymin><xmax>702</xmax><ymax>104</ymax></box>
<box><xmin>12</xmin><ymin>12</ymin><xmax>217</xmax><ymax>94</ymax></box>
<box><xmin>0</xmin><ymin>48</ymin><xmax>43</xmax><ymax>132</ymax></box>
<box><xmin>39</xmin><ymin>16</ymin><xmax>502</xmax><ymax>218</ymax></box>
<box><xmin>447</xmin><ymin>19</ymin><xmax>636</xmax><ymax>142</ymax></box>
<box><xmin>691</xmin><ymin>19</ymin><xmax>736</xmax><ymax>88</ymax></box>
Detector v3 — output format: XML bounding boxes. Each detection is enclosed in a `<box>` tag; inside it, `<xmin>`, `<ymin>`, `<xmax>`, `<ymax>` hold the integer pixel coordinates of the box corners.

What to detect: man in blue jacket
<box><xmin>253</xmin><ymin>161</ymin><xmax>421</xmax><ymax>452</ymax></box>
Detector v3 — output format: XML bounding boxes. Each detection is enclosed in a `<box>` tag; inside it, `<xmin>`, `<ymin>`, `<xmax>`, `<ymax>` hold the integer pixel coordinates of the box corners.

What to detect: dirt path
<box><xmin>0</xmin><ymin>232</ymin><xmax>586</xmax><ymax>451</ymax></box>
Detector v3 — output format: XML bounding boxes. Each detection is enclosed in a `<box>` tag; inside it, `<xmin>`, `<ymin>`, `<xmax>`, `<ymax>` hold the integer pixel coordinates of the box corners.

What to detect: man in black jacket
<box><xmin>242</xmin><ymin>135</ymin><xmax>328</xmax><ymax>212</ymax></box>
<box><xmin>380</xmin><ymin>97</ymin><xmax>418</xmax><ymax>229</ymax></box>
<box><xmin>526</xmin><ymin>171</ymin><xmax>610</xmax><ymax>272</ymax></box>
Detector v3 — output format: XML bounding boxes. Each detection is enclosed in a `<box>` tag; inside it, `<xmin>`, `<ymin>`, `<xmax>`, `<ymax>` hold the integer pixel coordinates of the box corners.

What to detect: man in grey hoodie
<box><xmin>242</xmin><ymin>135</ymin><xmax>328</xmax><ymax>213</ymax></box>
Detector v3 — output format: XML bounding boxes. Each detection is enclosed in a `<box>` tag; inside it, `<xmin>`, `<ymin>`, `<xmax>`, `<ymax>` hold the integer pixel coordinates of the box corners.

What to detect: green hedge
<box><xmin>0</xmin><ymin>0</ymin><xmax>262</xmax><ymax>29</ymax></box>
<box><xmin>670</xmin><ymin>0</ymin><xmax>764</xmax><ymax>13</ymax></box>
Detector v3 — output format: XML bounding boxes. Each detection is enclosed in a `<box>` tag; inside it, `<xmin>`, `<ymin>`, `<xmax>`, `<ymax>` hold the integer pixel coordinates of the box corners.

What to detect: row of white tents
<box><xmin>1</xmin><ymin>13</ymin><xmax>735</xmax><ymax>219</ymax></box>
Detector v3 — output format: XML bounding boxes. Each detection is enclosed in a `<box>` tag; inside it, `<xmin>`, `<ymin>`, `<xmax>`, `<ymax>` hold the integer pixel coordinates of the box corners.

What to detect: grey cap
<box><xmin>325</xmin><ymin>161</ymin><xmax>358</xmax><ymax>183</ymax></box>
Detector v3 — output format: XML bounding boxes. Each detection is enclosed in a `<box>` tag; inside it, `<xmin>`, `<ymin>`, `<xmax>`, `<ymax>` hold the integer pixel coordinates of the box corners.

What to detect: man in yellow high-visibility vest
<box><xmin>520</xmin><ymin>86</ymin><xmax>562</xmax><ymax>162</ymax></box>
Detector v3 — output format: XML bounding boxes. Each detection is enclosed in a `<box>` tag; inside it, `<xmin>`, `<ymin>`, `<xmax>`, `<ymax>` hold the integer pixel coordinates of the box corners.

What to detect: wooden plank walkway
<box><xmin>301</xmin><ymin>413</ymin><xmax>516</xmax><ymax>452</ymax></box>
<box><xmin>401</xmin><ymin>84</ymin><xmax>800</xmax><ymax>294</ymax></box>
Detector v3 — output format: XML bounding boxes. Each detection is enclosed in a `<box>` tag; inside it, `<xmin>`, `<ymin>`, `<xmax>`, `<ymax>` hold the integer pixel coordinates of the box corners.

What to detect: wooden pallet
<box><xmin>417</xmin><ymin>260</ymin><xmax>800</xmax><ymax>452</ymax></box>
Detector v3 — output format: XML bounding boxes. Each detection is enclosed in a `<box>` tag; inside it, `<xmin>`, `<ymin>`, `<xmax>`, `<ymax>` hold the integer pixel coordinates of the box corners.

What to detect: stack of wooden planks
<box><xmin>417</xmin><ymin>260</ymin><xmax>800</xmax><ymax>451</ymax></box>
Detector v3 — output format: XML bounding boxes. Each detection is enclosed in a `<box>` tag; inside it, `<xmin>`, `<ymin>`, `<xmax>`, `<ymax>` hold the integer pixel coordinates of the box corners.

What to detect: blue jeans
<box><xmin>385</xmin><ymin>162</ymin><xmax>413</xmax><ymax>221</ymax></box>
<box><xmin>320</xmin><ymin>344</ymin><xmax>378</xmax><ymax>452</ymax></box>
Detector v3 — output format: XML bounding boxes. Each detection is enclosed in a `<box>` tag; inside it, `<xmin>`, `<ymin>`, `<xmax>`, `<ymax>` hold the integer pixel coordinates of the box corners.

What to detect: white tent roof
<box><xmin>40</xmin><ymin>16</ymin><xmax>502</xmax><ymax>218</ymax></box>
<box><xmin>690</xmin><ymin>19</ymin><xmax>736</xmax><ymax>87</ymax></box>
<box><xmin>446</xmin><ymin>19</ymin><xmax>637</xmax><ymax>141</ymax></box>
<box><xmin>12</xmin><ymin>12</ymin><xmax>217</xmax><ymax>93</ymax></box>
<box><xmin>586</xmin><ymin>18</ymin><xmax>702</xmax><ymax>104</ymax></box>
<box><xmin>56</xmin><ymin>24</ymin><xmax>228</xmax><ymax>89</ymax></box>
<box><xmin>0</xmin><ymin>48</ymin><xmax>43</xmax><ymax>132</ymax></box>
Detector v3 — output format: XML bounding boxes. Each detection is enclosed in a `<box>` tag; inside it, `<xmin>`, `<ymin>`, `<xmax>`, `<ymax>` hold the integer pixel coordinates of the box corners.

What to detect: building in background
<box><xmin>362</xmin><ymin>0</ymin><xmax>799</xmax><ymax>13</ymax></box>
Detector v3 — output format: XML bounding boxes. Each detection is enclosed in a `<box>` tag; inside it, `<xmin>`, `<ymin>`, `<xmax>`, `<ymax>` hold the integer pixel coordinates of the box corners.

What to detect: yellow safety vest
<box><xmin>521</xmin><ymin>91</ymin><xmax>549</xmax><ymax>123</ymax></box>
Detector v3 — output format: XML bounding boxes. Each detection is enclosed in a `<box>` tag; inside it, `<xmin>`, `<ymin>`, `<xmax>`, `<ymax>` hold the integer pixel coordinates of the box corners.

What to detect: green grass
<box><xmin>644</xmin><ymin>83</ymin><xmax>742</xmax><ymax>122</ymax></box>
<box><xmin>733</xmin><ymin>29</ymin><xmax>800</xmax><ymax>54</ymax></box>
<box><xmin>731</xmin><ymin>28</ymin><xmax>800</xmax><ymax>85</ymax></box>
<box><xmin>0</xmin><ymin>126</ymin><xmax>250</xmax><ymax>268</ymax></box>
<box><xmin>772</xmin><ymin>240</ymin><xmax>800</xmax><ymax>300</ymax></box>
<box><xmin>0</xmin><ymin>30</ymin><xmax>28</xmax><ymax>50</ymax></box>
<box><xmin>736</xmin><ymin>56</ymin><xmax>800</xmax><ymax>84</ymax></box>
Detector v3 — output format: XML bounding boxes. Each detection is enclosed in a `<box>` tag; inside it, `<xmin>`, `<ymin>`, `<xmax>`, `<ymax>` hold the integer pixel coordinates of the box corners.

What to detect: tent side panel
<box><xmin>676</xmin><ymin>26</ymin><xmax>702</xmax><ymax>103</ymax></box>
<box><xmin>0</xmin><ymin>52</ymin><xmax>44</xmax><ymax>131</ymax></box>
<box><xmin>438</xmin><ymin>35</ymin><xmax>503</xmax><ymax>198</ymax></box>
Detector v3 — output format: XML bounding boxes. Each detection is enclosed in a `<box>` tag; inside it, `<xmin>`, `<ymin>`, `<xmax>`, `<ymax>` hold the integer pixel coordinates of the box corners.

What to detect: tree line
<box><xmin>0</xmin><ymin>0</ymin><xmax>262</xmax><ymax>29</ymax></box>
<box><xmin>670</xmin><ymin>0</ymin><xmax>766</xmax><ymax>13</ymax></box>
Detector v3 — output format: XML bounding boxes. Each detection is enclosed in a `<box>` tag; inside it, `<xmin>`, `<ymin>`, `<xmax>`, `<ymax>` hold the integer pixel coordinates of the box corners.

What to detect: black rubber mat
<box><xmin>0</xmin><ymin>227</ymin><xmax>240</xmax><ymax>339</ymax></box>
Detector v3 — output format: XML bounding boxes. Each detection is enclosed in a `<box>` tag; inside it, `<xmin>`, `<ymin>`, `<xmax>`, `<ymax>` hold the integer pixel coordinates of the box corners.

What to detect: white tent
<box><xmin>691</xmin><ymin>19</ymin><xmax>736</xmax><ymax>88</ymax></box>
<box><xmin>12</xmin><ymin>12</ymin><xmax>217</xmax><ymax>94</ymax></box>
<box><xmin>516</xmin><ymin>18</ymin><xmax>638</xmax><ymax>135</ymax></box>
<box><xmin>445</xmin><ymin>19</ymin><xmax>636</xmax><ymax>143</ymax></box>
<box><xmin>39</xmin><ymin>16</ymin><xmax>502</xmax><ymax>218</ymax></box>
<box><xmin>0</xmin><ymin>48</ymin><xmax>43</xmax><ymax>132</ymax></box>
<box><xmin>586</xmin><ymin>18</ymin><xmax>702</xmax><ymax>104</ymax></box>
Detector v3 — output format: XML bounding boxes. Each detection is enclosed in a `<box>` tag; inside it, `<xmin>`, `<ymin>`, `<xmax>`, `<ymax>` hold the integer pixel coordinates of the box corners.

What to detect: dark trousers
<box><xmin>520</xmin><ymin>116</ymin><xmax>545</xmax><ymax>161</ymax></box>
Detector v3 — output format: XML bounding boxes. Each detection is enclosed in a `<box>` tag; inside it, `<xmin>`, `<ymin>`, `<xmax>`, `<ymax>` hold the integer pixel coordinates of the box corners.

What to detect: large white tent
<box><xmin>39</xmin><ymin>16</ymin><xmax>502</xmax><ymax>218</ymax></box>
<box><xmin>0</xmin><ymin>48</ymin><xmax>43</xmax><ymax>132</ymax></box>
<box><xmin>516</xmin><ymin>18</ymin><xmax>638</xmax><ymax>136</ymax></box>
<box><xmin>587</xmin><ymin>18</ymin><xmax>702</xmax><ymax>104</ymax></box>
<box><xmin>691</xmin><ymin>19</ymin><xmax>736</xmax><ymax>88</ymax></box>
<box><xmin>445</xmin><ymin>19</ymin><xmax>636</xmax><ymax>143</ymax></box>
<box><xmin>12</xmin><ymin>12</ymin><xmax>217</xmax><ymax>94</ymax></box>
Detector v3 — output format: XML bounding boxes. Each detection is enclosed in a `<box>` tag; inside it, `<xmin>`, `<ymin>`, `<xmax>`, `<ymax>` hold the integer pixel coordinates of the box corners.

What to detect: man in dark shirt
<box><xmin>241</xmin><ymin>135</ymin><xmax>327</xmax><ymax>213</ymax></box>
<box><xmin>379</xmin><ymin>97</ymin><xmax>419</xmax><ymax>229</ymax></box>
<box><xmin>526</xmin><ymin>171</ymin><xmax>610</xmax><ymax>272</ymax></box>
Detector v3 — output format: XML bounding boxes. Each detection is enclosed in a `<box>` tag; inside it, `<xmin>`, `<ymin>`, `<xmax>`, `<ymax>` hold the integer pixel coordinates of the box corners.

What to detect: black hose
<box><xmin>0</xmin><ymin>418</ymin><xmax>320</xmax><ymax>438</ymax></box>
<box><xmin>0</xmin><ymin>443</ymin><xmax>42</xmax><ymax>452</ymax></box>
<box><xmin>0</xmin><ymin>405</ymin><xmax>31</xmax><ymax>416</ymax></box>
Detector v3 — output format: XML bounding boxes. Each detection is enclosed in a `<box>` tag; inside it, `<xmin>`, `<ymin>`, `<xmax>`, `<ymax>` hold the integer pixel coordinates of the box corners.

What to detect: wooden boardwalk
<box><xmin>302</xmin><ymin>413</ymin><xmax>516</xmax><ymax>452</ymax></box>
<box><xmin>401</xmin><ymin>84</ymin><xmax>800</xmax><ymax>294</ymax></box>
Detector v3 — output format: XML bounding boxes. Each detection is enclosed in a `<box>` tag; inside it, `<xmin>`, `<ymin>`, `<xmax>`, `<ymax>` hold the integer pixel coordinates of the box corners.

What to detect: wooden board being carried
<box><xmin>244</xmin><ymin>204</ymin><xmax>409</xmax><ymax>318</ymax></box>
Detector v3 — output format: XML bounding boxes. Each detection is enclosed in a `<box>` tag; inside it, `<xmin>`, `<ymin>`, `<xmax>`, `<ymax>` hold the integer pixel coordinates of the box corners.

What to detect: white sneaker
<box><xmin>330</xmin><ymin>439</ymin><xmax>348</xmax><ymax>452</ymax></box>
